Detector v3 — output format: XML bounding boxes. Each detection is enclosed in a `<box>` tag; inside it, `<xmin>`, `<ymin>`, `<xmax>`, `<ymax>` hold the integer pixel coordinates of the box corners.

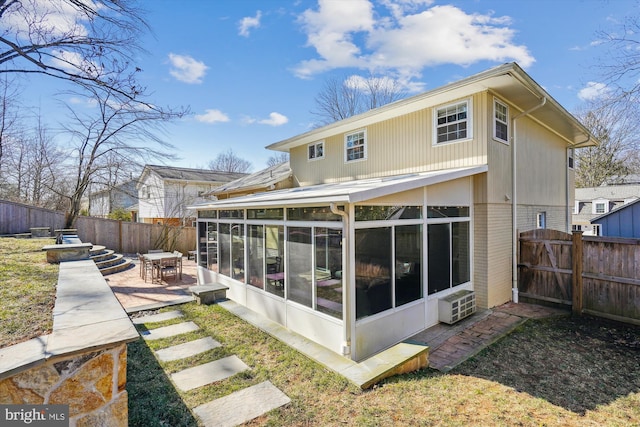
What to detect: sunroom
<box><xmin>192</xmin><ymin>165</ymin><xmax>487</xmax><ymax>361</ymax></box>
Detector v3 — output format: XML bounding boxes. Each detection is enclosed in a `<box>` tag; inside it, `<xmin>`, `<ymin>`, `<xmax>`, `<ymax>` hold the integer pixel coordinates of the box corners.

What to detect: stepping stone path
<box><xmin>133</xmin><ymin>310</ymin><xmax>290</xmax><ymax>426</ymax></box>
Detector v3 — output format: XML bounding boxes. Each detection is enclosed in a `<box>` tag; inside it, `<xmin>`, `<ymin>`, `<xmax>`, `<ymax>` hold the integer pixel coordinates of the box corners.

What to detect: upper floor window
<box><xmin>345</xmin><ymin>129</ymin><xmax>367</xmax><ymax>162</ymax></box>
<box><xmin>434</xmin><ymin>99</ymin><xmax>472</xmax><ymax>144</ymax></box>
<box><xmin>594</xmin><ymin>202</ymin><xmax>607</xmax><ymax>214</ymax></box>
<box><xmin>568</xmin><ymin>148</ymin><xmax>575</xmax><ymax>169</ymax></box>
<box><xmin>494</xmin><ymin>98</ymin><xmax>509</xmax><ymax>144</ymax></box>
<box><xmin>141</xmin><ymin>185</ymin><xmax>149</xmax><ymax>199</ymax></box>
<box><xmin>308</xmin><ymin>141</ymin><xmax>324</xmax><ymax>160</ymax></box>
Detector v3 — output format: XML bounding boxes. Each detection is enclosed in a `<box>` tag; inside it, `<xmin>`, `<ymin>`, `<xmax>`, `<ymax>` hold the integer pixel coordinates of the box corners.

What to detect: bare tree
<box><xmin>596</xmin><ymin>16</ymin><xmax>640</xmax><ymax>105</ymax></box>
<box><xmin>208</xmin><ymin>149</ymin><xmax>252</xmax><ymax>173</ymax></box>
<box><xmin>312</xmin><ymin>73</ymin><xmax>405</xmax><ymax>125</ymax></box>
<box><xmin>266</xmin><ymin>152</ymin><xmax>289</xmax><ymax>167</ymax></box>
<box><xmin>56</xmin><ymin>71</ymin><xmax>186</xmax><ymax>228</ymax></box>
<box><xmin>574</xmin><ymin>99</ymin><xmax>640</xmax><ymax>187</ymax></box>
<box><xmin>0</xmin><ymin>0</ymin><xmax>150</xmax><ymax>104</ymax></box>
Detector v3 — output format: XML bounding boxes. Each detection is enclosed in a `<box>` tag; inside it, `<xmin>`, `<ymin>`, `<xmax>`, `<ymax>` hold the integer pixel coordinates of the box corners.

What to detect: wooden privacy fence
<box><xmin>518</xmin><ymin>228</ymin><xmax>640</xmax><ymax>326</ymax></box>
<box><xmin>0</xmin><ymin>199</ymin><xmax>195</xmax><ymax>254</ymax></box>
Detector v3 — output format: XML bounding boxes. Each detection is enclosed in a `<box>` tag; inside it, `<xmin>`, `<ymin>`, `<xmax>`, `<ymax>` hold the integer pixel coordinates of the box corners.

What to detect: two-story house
<box><xmin>138</xmin><ymin>165</ymin><xmax>246</xmax><ymax>226</ymax></box>
<box><xmin>191</xmin><ymin>63</ymin><xmax>597</xmax><ymax>361</ymax></box>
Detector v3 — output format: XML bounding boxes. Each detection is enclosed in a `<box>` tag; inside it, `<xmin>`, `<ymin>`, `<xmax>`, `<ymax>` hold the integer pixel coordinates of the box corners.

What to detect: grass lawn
<box><xmin>128</xmin><ymin>303</ymin><xmax>640</xmax><ymax>426</ymax></box>
<box><xmin>0</xmin><ymin>237</ymin><xmax>58</xmax><ymax>347</ymax></box>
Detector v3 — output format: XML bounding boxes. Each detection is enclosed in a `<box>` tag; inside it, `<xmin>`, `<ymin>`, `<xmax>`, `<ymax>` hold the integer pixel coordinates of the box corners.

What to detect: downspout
<box><xmin>511</xmin><ymin>97</ymin><xmax>547</xmax><ymax>303</ymax></box>
<box><xmin>330</xmin><ymin>202</ymin><xmax>351</xmax><ymax>358</ymax></box>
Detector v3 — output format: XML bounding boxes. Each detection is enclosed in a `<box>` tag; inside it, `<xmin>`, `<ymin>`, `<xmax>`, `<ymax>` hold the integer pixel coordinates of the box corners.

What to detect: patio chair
<box><xmin>173</xmin><ymin>250</ymin><xmax>183</xmax><ymax>278</ymax></box>
<box><xmin>137</xmin><ymin>253</ymin><xmax>153</xmax><ymax>282</ymax></box>
<box><xmin>156</xmin><ymin>257</ymin><xmax>178</xmax><ymax>283</ymax></box>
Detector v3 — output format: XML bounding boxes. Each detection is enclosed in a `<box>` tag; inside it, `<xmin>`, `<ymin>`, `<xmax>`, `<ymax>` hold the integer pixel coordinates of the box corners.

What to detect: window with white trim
<box><xmin>345</xmin><ymin>129</ymin><xmax>366</xmax><ymax>162</ymax></box>
<box><xmin>593</xmin><ymin>200</ymin><xmax>608</xmax><ymax>214</ymax></box>
<box><xmin>308</xmin><ymin>141</ymin><xmax>324</xmax><ymax>160</ymax></box>
<box><xmin>536</xmin><ymin>212</ymin><xmax>546</xmax><ymax>229</ymax></box>
<box><xmin>592</xmin><ymin>224</ymin><xmax>601</xmax><ymax>236</ymax></box>
<box><xmin>494</xmin><ymin>98</ymin><xmax>509</xmax><ymax>143</ymax></box>
<box><xmin>434</xmin><ymin>99</ymin><xmax>471</xmax><ymax>144</ymax></box>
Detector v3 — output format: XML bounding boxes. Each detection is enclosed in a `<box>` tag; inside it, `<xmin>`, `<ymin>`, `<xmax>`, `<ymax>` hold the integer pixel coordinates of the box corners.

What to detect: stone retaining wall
<box><xmin>0</xmin><ymin>259</ymin><xmax>139</xmax><ymax>426</ymax></box>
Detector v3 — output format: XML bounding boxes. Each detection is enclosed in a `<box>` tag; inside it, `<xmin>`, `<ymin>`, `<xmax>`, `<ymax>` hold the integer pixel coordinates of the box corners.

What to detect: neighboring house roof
<box><xmin>191</xmin><ymin>165</ymin><xmax>487</xmax><ymax>209</ymax></box>
<box><xmin>573</xmin><ymin>185</ymin><xmax>640</xmax><ymax>224</ymax></box>
<box><xmin>138</xmin><ymin>165</ymin><xmax>247</xmax><ymax>187</ymax></box>
<box><xmin>206</xmin><ymin>162</ymin><xmax>292</xmax><ymax>197</ymax></box>
<box><xmin>89</xmin><ymin>180</ymin><xmax>138</xmax><ymax>198</ymax></box>
<box><xmin>268</xmin><ymin>62</ymin><xmax>598</xmax><ymax>152</ymax></box>
<box><xmin>575</xmin><ymin>185</ymin><xmax>640</xmax><ymax>201</ymax></box>
<box><xmin>591</xmin><ymin>197</ymin><xmax>640</xmax><ymax>223</ymax></box>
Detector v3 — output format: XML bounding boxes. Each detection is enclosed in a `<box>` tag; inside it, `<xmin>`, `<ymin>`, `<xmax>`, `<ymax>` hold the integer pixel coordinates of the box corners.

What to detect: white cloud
<box><xmin>578</xmin><ymin>82</ymin><xmax>611</xmax><ymax>101</ymax></box>
<box><xmin>294</xmin><ymin>1</ymin><xmax>534</xmax><ymax>81</ymax></box>
<box><xmin>168</xmin><ymin>53</ymin><xmax>208</xmax><ymax>84</ymax></box>
<box><xmin>239</xmin><ymin>11</ymin><xmax>262</xmax><ymax>37</ymax></box>
<box><xmin>195</xmin><ymin>109</ymin><xmax>230</xmax><ymax>123</ymax></box>
<box><xmin>259</xmin><ymin>112</ymin><xmax>289</xmax><ymax>126</ymax></box>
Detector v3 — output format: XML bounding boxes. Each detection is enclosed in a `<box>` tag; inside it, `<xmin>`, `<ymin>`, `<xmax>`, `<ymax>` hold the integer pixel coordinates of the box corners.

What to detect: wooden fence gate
<box><xmin>518</xmin><ymin>229</ymin><xmax>640</xmax><ymax>325</ymax></box>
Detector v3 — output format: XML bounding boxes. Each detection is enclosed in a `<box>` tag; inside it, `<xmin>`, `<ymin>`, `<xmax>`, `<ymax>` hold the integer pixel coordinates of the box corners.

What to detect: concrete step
<box><xmin>132</xmin><ymin>310</ymin><xmax>184</xmax><ymax>324</ymax></box>
<box><xmin>94</xmin><ymin>253</ymin><xmax>122</xmax><ymax>268</ymax></box>
<box><xmin>141</xmin><ymin>321</ymin><xmax>200</xmax><ymax>341</ymax></box>
<box><xmin>170</xmin><ymin>355</ymin><xmax>249</xmax><ymax>392</ymax></box>
<box><xmin>91</xmin><ymin>249</ymin><xmax>115</xmax><ymax>262</ymax></box>
<box><xmin>155</xmin><ymin>337</ymin><xmax>221</xmax><ymax>362</ymax></box>
<box><xmin>192</xmin><ymin>381</ymin><xmax>290</xmax><ymax>427</ymax></box>
<box><xmin>89</xmin><ymin>245</ymin><xmax>106</xmax><ymax>255</ymax></box>
<box><xmin>98</xmin><ymin>258</ymin><xmax>133</xmax><ymax>276</ymax></box>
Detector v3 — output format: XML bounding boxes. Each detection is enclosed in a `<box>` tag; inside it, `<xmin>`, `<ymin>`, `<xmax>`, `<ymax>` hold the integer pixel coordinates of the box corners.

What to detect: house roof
<box><xmin>575</xmin><ymin>185</ymin><xmax>640</xmax><ymax>202</ymax></box>
<box><xmin>592</xmin><ymin>197</ymin><xmax>640</xmax><ymax>223</ymax></box>
<box><xmin>267</xmin><ymin>62</ymin><xmax>598</xmax><ymax>152</ymax></box>
<box><xmin>206</xmin><ymin>162</ymin><xmax>292</xmax><ymax>196</ymax></box>
<box><xmin>139</xmin><ymin>165</ymin><xmax>247</xmax><ymax>185</ymax></box>
<box><xmin>190</xmin><ymin>165</ymin><xmax>487</xmax><ymax>210</ymax></box>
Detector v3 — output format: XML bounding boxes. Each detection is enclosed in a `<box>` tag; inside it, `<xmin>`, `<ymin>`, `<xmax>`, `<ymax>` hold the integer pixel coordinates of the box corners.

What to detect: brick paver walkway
<box><xmin>105</xmin><ymin>256</ymin><xmax>197</xmax><ymax>310</ymax></box>
<box><xmin>412</xmin><ymin>302</ymin><xmax>569</xmax><ymax>372</ymax></box>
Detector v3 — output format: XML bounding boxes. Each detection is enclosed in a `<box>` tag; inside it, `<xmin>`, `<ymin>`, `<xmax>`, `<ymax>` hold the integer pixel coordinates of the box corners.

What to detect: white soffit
<box><xmin>191</xmin><ymin>165</ymin><xmax>488</xmax><ymax>210</ymax></box>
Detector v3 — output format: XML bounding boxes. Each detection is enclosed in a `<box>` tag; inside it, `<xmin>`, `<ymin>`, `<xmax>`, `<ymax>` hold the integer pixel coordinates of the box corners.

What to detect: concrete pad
<box><xmin>171</xmin><ymin>355</ymin><xmax>249</xmax><ymax>392</ymax></box>
<box><xmin>132</xmin><ymin>310</ymin><xmax>183</xmax><ymax>324</ymax></box>
<box><xmin>141</xmin><ymin>321</ymin><xmax>199</xmax><ymax>341</ymax></box>
<box><xmin>193</xmin><ymin>381</ymin><xmax>290</xmax><ymax>427</ymax></box>
<box><xmin>155</xmin><ymin>337</ymin><xmax>221</xmax><ymax>362</ymax></box>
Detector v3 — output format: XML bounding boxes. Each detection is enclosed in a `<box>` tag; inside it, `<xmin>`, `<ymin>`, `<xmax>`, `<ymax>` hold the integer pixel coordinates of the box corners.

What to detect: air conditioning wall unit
<box><xmin>438</xmin><ymin>289</ymin><xmax>476</xmax><ymax>324</ymax></box>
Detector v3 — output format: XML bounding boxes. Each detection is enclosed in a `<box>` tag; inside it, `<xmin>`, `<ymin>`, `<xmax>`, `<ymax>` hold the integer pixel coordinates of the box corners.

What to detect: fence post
<box><xmin>572</xmin><ymin>230</ymin><xmax>583</xmax><ymax>314</ymax></box>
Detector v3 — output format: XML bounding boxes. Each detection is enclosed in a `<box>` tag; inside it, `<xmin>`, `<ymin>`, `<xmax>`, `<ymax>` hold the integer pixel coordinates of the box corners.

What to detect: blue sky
<box><xmin>18</xmin><ymin>0</ymin><xmax>640</xmax><ymax>171</ymax></box>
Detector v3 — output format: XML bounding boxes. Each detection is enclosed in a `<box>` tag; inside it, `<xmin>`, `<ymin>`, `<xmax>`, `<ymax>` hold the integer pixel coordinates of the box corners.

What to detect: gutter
<box><xmin>511</xmin><ymin>97</ymin><xmax>547</xmax><ymax>303</ymax></box>
<box><xmin>330</xmin><ymin>202</ymin><xmax>351</xmax><ymax>358</ymax></box>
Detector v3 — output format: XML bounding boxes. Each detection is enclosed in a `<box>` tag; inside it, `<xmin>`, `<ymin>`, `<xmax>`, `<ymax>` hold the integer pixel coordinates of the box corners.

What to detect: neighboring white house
<box><xmin>137</xmin><ymin>165</ymin><xmax>246</xmax><ymax>226</ymax></box>
<box><xmin>573</xmin><ymin>185</ymin><xmax>640</xmax><ymax>236</ymax></box>
<box><xmin>88</xmin><ymin>180</ymin><xmax>138</xmax><ymax>218</ymax></box>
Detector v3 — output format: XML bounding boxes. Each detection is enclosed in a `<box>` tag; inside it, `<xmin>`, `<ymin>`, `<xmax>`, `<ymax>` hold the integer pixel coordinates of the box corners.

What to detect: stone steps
<box><xmin>132</xmin><ymin>310</ymin><xmax>291</xmax><ymax>426</ymax></box>
<box><xmin>90</xmin><ymin>245</ymin><xmax>133</xmax><ymax>276</ymax></box>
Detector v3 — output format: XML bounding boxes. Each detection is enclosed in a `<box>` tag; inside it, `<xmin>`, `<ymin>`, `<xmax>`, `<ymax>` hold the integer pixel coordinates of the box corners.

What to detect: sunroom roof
<box><xmin>190</xmin><ymin>165</ymin><xmax>488</xmax><ymax>210</ymax></box>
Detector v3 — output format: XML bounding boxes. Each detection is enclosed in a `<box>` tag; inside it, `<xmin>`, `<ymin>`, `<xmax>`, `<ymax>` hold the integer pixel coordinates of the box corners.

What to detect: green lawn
<box><xmin>0</xmin><ymin>237</ymin><xmax>58</xmax><ymax>347</ymax></box>
<box><xmin>128</xmin><ymin>304</ymin><xmax>640</xmax><ymax>426</ymax></box>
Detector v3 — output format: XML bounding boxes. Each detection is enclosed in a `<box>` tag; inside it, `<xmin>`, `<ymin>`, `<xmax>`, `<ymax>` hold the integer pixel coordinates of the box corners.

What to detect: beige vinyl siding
<box><xmin>291</xmin><ymin>93</ymin><xmax>488</xmax><ymax>186</ymax></box>
<box><xmin>515</xmin><ymin>116</ymin><xmax>570</xmax><ymax>206</ymax></box>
